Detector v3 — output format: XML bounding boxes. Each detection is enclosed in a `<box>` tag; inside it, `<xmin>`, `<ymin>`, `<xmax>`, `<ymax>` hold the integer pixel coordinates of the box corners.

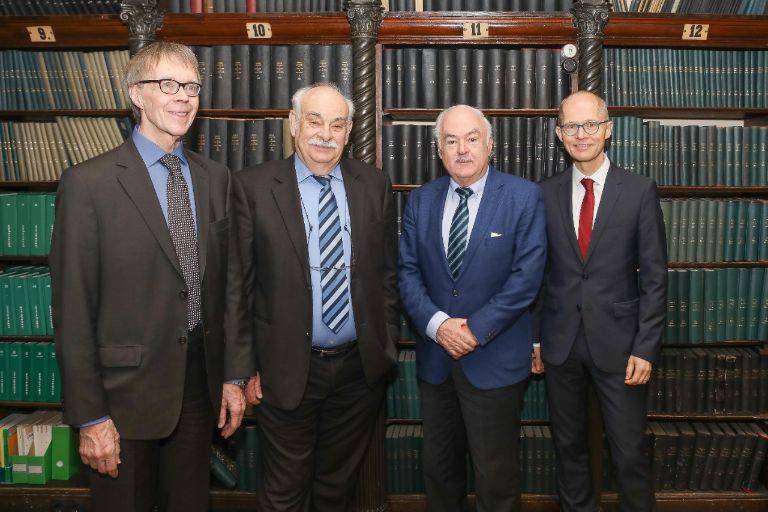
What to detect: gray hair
<box><xmin>124</xmin><ymin>41</ymin><xmax>200</xmax><ymax>123</ymax></box>
<box><xmin>291</xmin><ymin>83</ymin><xmax>355</xmax><ymax>122</ymax></box>
<box><xmin>558</xmin><ymin>90</ymin><xmax>609</xmax><ymax>124</ymax></box>
<box><xmin>433</xmin><ymin>104</ymin><xmax>493</xmax><ymax>150</ymax></box>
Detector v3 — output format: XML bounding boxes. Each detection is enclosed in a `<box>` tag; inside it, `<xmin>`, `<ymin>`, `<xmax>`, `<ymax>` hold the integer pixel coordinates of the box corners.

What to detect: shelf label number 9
<box><xmin>463</xmin><ymin>22</ymin><xmax>489</xmax><ymax>39</ymax></box>
<box><xmin>27</xmin><ymin>26</ymin><xmax>56</xmax><ymax>42</ymax></box>
<box><xmin>246</xmin><ymin>22</ymin><xmax>273</xmax><ymax>39</ymax></box>
<box><xmin>682</xmin><ymin>23</ymin><xmax>709</xmax><ymax>40</ymax></box>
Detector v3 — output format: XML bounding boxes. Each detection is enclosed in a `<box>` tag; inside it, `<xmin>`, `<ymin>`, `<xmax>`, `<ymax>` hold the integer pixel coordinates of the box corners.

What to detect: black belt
<box><xmin>311</xmin><ymin>340</ymin><xmax>357</xmax><ymax>357</ymax></box>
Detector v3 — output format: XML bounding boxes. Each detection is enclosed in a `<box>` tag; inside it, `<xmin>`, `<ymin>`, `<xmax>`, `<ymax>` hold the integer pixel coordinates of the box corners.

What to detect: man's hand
<box><xmin>435</xmin><ymin>318</ymin><xmax>478</xmax><ymax>359</ymax></box>
<box><xmin>531</xmin><ymin>345</ymin><xmax>544</xmax><ymax>374</ymax></box>
<box><xmin>219</xmin><ymin>383</ymin><xmax>247</xmax><ymax>439</ymax></box>
<box><xmin>244</xmin><ymin>373</ymin><xmax>263</xmax><ymax>406</ymax></box>
<box><xmin>625</xmin><ymin>355</ymin><xmax>652</xmax><ymax>386</ymax></box>
<box><xmin>79</xmin><ymin>419</ymin><xmax>121</xmax><ymax>478</ymax></box>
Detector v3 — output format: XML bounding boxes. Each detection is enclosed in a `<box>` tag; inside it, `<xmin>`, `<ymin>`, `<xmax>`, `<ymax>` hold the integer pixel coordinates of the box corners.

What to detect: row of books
<box><xmin>664</xmin><ymin>267</ymin><xmax>768</xmax><ymax>345</ymax></box>
<box><xmin>191</xmin><ymin>44</ymin><xmax>352</xmax><ymax>110</ymax></box>
<box><xmin>0</xmin><ymin>118</ymin><xmax>131</xmax><ymax>182</ymax></box>
<box><xmin>608</xmin><ymin>117</ymin><xmax>768</xmax><ymax>187</ymax></box>
<box><xmin>649</xmin><ymin>347</ymin><xmax>768</xmax><ymax>414</ymax></box>
<box><xmin>385</xmin><ymin>423</ymin><xmax>558</xmax><ymax>495</ymax></box>
<box><xmin>169</xmin><ymin>0</ymin><xmax>343</xmax><ymax>11</ymax></box>
<box><xmin>0</xmin><ymin>0</ymin><xmax>121</xmax><ymax>15</ymax></box>
<box><xmin>612</xmin><ymin>0</ymin><xmax>768</xmax><ymax>14</ymax></box>
<box><xmin>387</xmin><ymin>350</ymin><xmax>549</xmax><ymax>420</ymax></box>
<box><xmin>0</xmin><ymin>193</ymin><xmax>55</xmax><ymax>257</ymax></box>
<box><xmin>382</xmin><ymin>118</ymin><xmax>569</xmax><ymax>185</ymax></box>
<box><xmin>0</xmin><ymin>411</ymin><xmax>79</xmax><ymax>485</ymax></box>
<box><xmin>182</xmin><ymin>117</ymin><xmax>293</xmax><ymax>171</ymax></box>
<box><xmin>0</xmin><ymin>50</ymin><xmax>131</xmax><ymax>111</ymax></box>
<box><xmin>645</xmin><ymin>421</ymin><xmax>768</xmax><ymax>492</ymax></box>
<box><xmin>0</xmin><ymin>267</ymin><xmax>54</xmax><ymax>337</ymax></box>
<box><xmin>602</xmin><ymin>48</ymin><xmax>768</xmax><ymax>109</ymax></box>
<box><xmin>388</xmin><ymin>0</ymin><xmax>570</xmax><ymax>11</ymax></box>
<box><xmin>382</xmin><ymin>47</ymin><xmax>569</xmax><ymax>110</ymax></box>
<box><xmin>0</xmin><ymin>342</ymin><xmax>60</xmax><ymax>403</ymax></box>
<box><xmin>661</xmin><ymin>198</ymin><xmax>768</xmax><ymax>263</ymax></box>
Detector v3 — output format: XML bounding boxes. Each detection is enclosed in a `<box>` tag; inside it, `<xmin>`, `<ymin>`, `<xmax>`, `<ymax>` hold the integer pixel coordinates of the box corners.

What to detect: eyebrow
<box><xmin>305</xmin><ymin>112</ymin><xmax>348</xmax><ymax>123</ymax></box>
<box><xmin>443</xmin><ymin>128</ymin><xmax>481</xmax><ymax>139</ymax></box>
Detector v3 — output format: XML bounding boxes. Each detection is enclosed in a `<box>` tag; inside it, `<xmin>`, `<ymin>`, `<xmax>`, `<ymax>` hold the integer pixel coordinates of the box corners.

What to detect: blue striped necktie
<box><xmin>314</xmin><ymin>175</ymin><xmax>349</xmax><ymax>333</ymax></box>
<box><xmin>447</xmin><ymin>187</ymin><xmax>473</xmax><ymax>279</ymax></box>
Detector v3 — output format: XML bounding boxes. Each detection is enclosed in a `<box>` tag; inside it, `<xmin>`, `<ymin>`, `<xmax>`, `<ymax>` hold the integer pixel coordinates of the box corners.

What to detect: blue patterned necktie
<box><xmin>160</xmin><ymin>153</ymin><xmax>201</xmax><ymax>330</ymax></box>
<box><xmin>447</xmin><ymin>187</ymin><xmax>474</xmax><ymax>279</ymax></box>
<box><xmin>314</xmin><ymin>175</ymin><xmax>349</xmax><ymax>333</ymax></box>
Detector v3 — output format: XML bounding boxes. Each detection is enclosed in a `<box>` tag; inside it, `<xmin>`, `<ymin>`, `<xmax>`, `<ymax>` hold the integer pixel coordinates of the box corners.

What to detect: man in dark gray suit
<box><xmin>50</xmin><ymin>41</ymin><xmax>253</xmax><ymax>512</ymax></box>
<box><xmin>533</xmin><ymin>90</ymin><xmax>667</xmax><ymax>512</ymax></box>
<box><xmin>235</xmin><ymin>83</ymin><xmax>398</xmax><ymax>512</ymax></box>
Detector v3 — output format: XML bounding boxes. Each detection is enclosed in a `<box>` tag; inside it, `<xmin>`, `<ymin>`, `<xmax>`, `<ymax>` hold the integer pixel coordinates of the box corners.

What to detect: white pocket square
<box><xmin>490</xmin><ymin>232</ymin><xmax>502</xmax><ymax>238</ymax></box>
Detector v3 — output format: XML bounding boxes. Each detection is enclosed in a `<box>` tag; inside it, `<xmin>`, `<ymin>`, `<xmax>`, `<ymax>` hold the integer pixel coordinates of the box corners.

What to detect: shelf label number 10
<box><xmin>463</xmin><ymin>22</ymin><xmax>489</xmax><ymax>39</ymax></box>
<box><xmin>246</xmin><ymin>22</ymin><xmax>273</xmax><ymax>39</ymax></box>
<box><xmin>682</xmin><ymin>23</ymin><xmax>709</xmax><ymax>40</ymax></box>
<box><xmin>27</xmin><ymin>26</ymin><xmax>56</xmax><ymax>42</ymax></box>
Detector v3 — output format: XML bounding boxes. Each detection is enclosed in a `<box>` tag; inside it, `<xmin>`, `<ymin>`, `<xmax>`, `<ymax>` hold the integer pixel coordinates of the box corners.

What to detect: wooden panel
<box><xmin>0</xmin><ymin>16</ymin><xmax>128</xmax><ymax>49</ymax></box>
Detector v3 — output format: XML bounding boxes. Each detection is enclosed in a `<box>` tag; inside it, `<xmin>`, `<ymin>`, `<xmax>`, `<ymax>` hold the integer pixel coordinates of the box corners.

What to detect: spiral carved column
<box><xmin>345</xmin><ymin>0</ymin><xmax>383</xmax><ymax>165</ymax></box>
<box><xmin>571</xmin><ymin>0</ymin><xmax>609</xmax><ymax>96</ymax></box>
<box><xmin>120</xmin><ymin>0</ymin><xmax>163</xmax><ymax>55</ymax></box>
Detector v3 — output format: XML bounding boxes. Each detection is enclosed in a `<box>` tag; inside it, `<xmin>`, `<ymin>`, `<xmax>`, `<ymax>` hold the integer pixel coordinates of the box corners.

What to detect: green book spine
<box><xmin>735</xmin><ymin>267</ymin><xmax>750</xmax><ymax>341</ymax></box>
<box><xmin>716</xmin><ymin>268</ymin><xmax>728</xmax><ymax>342</ymax></box>
<box><xmin>759</xmin><ymin>268</ymin><xmax>768</xmax><ymax>342</ymax></box>
<box><xmin>747</xmin><ymin>267</ymin><xmax>764</xmax><ymax>341</ymax></box>
<box><xmin>20</xmin><ymin>342</ymin><xmax>31</xmax><ymax>401</ymax></box>
<box><xmin>716</xmin><ymin>125</ymin><xmax>726</xmax><ymax>186</ymax></box>
<box><xmin>688</xmin><ymin>269</ymin><xmax>703</xmax><ymax>344</ymax></box>
<box><xmin>46</xmin><ymin>342</ymin><xmax>59</xmax><ymax>402</ymax></box>
<box><xmin>733</xmin><ymin>127</ymin><xmax>743</xmax><ymax>187</ymax></box>
<box><xmin>724</xmin><ymin>200</ymin><xmax>738</xmax><ymax>261</ymax></box>
<box><xmin>668</xmin><ymin>199</ymin><xmax>681</xmax><ymax>262</ymax></box>
<box><xmin>0</xmin><ymin>193</ymin><xmax>18</xmax><ymax>256</ymax></box>
<box><xmin>703</xmin><ymin>269</ymin><xmax>718</xmax><ymax>343</ymax></box>
<box><xmin>665</xmin><ymin>269</ymin><xmax>678</xmax><ymax>344</ymax></box>
<box><xmin>704</xmin><ymin>200</ymin><xmax>717</xmax><ymax>262</ymax></box>
<box><xmin>660</xmin><ymin>199</ymin><xmax>672</xmax><ymax>254</ymax></box>
<box><xmin>30</xmin><ymin>342</ymin><xmax>46</xmax><ymax>402</ymax></box>
<box><xmin>0</xmin><ymin>344</ymin><xmax>7</xmax><ymax>401</ymax></box>
<box><xmin>715</xmin><ymin>200</ymin><xmax>727</xmax><ymax>262</ymax></box>
<box><xmin>44</xmin><ymin>193</ymin><xmax>55</xmax><ymax>255</ymax></box>
<box><xmin>28</xmin><ymin>193</ymin><xmax>46</xmax><ymax>257</ymax></box>
<box><xmin>50</xmin><ymin>424</ymin><xmax>80</xmax><ymax>480</ymax></box>
<box><xmin>745</xmin><ymin>200</ymin><xmax>760</xmax><ymax>261</ymax></box>
<box><xmin>678</xmin><ymin>200</ymin><xmax>690</xmax><ymax>262</ymax></box>
<box><xmin>16</xmin><ymin>193</ymin><xmax>29</xmax><ymax>256</ymax></box>
<box><xmin>41</xmin><ymin>272</ymin><xmax>52</xmax><ymax>336</ymax></box>
<box><xmin>27</xmin><ymin>272</ymin><xmax>44</xmax><ymax>337</ymax></box>
<box><xmin>760</xmin><ymin>200</ymin><xmax>768</xmax><ymax>261</ymax></box>
<box><xmin>685</xmin><ymin>199</ymin><xmax>699</xmax><ymax>262</ymax></box>
<box><xmin>677</xmin><ymin>269</ymin><xmax>690</xmax><ymax>343</ymax></box>
<box><xmin>725</xmin><ymin>267</ymin><xmax>739</xmax><ymax>341</ymax></box>
<box><xmin>724</xmin><ymin>126</ymin><xmax>734</xmax><ymax>186</ymax></box>
<box><xmin>11</xmin><ymin>273</ymin><xmax>32</xmax><ymax>336</ymax></box>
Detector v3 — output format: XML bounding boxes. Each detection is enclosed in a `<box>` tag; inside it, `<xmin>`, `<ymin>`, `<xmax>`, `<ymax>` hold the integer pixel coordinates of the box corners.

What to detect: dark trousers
<box><xmin>90</xmin><ymin>327</ymin><xmax>215</xmax><ymax>512</ymax></box>
<box><xmin>420</xmin><ymin>361</ymin><xmax>526</xmax><ymax>512</ymax></box>
<box><xmin>255</xmin><ymin>345</ymin><xmax>385</xmax><ymax>512</ymax></box>
<box><xmin>545</xmin><ymin>325</ymin><xmax>654</xmax><ymax>512</ymax></box>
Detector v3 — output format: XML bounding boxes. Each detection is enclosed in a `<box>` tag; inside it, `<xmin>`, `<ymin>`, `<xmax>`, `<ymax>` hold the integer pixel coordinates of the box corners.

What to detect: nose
<box><xmin>456</xmin><ymin>138</ymin><xmax>469</xmax><ymax>153</ymax></box>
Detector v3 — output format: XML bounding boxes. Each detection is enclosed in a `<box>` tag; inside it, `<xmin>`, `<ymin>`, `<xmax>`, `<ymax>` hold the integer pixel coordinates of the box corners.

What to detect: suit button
<box><xmin>576</xmin><ymin>304</ymin><xmax>582</xmax><ymax>312</ymax></box>
<box><xmin>179</xmin><ymin>290</ymin><xmax>187</xmax><ymax>299</ymax></box>
<box><xmin>306</xmin><ymin>332</ymin><xmax>310</xmax><ymax>338</ymax></box>
<box><xmin>582</xmin><ymin>273</ymin><xmax>588</xmax><ymax>280</ymax></box>
<box><xmin>179</xmin><ymin>336</ymin><xmax>187</xmax><ymax>344</ymax></box>
<box><xmin>452</xmin><ymin>290</ymin><xmax>459</xmax><ymax>297</ymax></box>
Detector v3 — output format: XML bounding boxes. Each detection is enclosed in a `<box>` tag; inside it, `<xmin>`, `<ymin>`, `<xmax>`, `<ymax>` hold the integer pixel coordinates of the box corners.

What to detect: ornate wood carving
<box><xmin>571</xmin><ymin>0</ymin><xmax>610</xmax><ymax>96</ymax></box>
<box><xmin>120</xmin><ymin>0</ymin><xmax>163</xmax><ymax>55</ymax></box>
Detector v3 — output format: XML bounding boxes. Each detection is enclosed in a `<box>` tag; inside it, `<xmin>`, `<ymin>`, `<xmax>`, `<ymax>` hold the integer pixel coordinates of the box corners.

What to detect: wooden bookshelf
<box><xmin>0</xmin><ymin>15</ymin><xmax>128</xmax><ymax>49</ymax></box>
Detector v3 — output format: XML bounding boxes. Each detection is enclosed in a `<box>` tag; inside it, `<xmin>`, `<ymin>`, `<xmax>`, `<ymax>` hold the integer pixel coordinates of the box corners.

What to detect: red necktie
<box><xmin>578</xmin><ymin>178</ymin><xmax>595</xmax><ymax>259</ymax></box>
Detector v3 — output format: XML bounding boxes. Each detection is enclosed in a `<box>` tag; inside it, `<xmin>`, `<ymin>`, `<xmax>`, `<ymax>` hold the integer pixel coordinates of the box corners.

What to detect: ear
<box><xmin>128</xmin><ymin>84</ymin><xmax>144</xmax><ymax>113</ymax></box>
<box><xmin>487</xmin><ymin>136</ymin><xmax>494</xmax><ymax>155</ymax></box>
<box><xmin>604</xmin><ymin>120</ymin><xmax>613</xmax><ymax>140</ymax></box>
<box><xmin>555</xmin><ymin>126</ymin><xmax>564</xmax><ymax>143</ymax></box>
<box><xmin>289</xmin><ymin>111</ymin><xmax>299</xmax><ymax>139</ymax></box>
<box><xmin>344</xmin><ymin>122</ymin><xmax>353</xmax><ymax>145</ymax></box>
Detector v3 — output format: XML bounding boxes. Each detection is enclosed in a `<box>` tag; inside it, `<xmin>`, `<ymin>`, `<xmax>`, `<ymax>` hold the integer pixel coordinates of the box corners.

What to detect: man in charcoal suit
<box><xmin>50</xmin><ymin>42</ymin><xmax>253</xmax><ymax>512</ymax></box>
<box><xmin>399</xmin><ymin>104</ymin><xmax>547</xmax><ymax>512</ymax></box>
<box><xmin>235</xmin><ymin>83</ymin><xmax>399</xmax><ymax>511</ymax></box>
<box><xmin>532</xmin><ymin>90</ymin><xmax>668</xmax><ymax>512</ymax></box>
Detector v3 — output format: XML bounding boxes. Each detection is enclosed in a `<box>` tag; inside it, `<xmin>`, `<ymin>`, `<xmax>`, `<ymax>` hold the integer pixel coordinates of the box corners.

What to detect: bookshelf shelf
<box><xmin>0</xmin><ymin>256</ymin><xmax>49</xmax><ymax>264</ymax></box>
<box><xmin>0</xmin><ymin>110</ymin><xmax>130</xmax><ymax>119</ymax></box>
<box><xmin>0</xmin><ymin>181</ymin><xmax>57</xmax><ymax>190</ymax></box>
<box><xmin>157</xmin><ymin>13</ymin><xmax>351</xmax><ymax>45</ymax></box>
<box><xmin>0</xmin><ymin>16</ymin><xmax>128</xmax><ymax>49</ymax></box>
<box><xmin>648</xmin><ymin>413</ymin><xmax>768</xmax><ymax>421</ymax></box>
<box><xmin>384</xmin><ymin>108</ymin><xmax>560</xmax><ymax>121</ymax></box>
<box><xmin>667</xmin><ymin>261</ymin><xmax>768</xmax><ymax>268</ymax></box>
<box><xmin>0</xmin><ymin>400</ymin><xmax>60</xmax><ymax>409</ymax></box>
<box><xmin>0</xmin><ymin>335</ymin><xmax>53</xmax><ymax>341</ymax></box>
<box><xmin>197</xmin><ymin>109</ymin><xmax>290</xmax><ymax>118</ymax></box>
<box><xmin>608</xmin><ymin>107</ymin><xmax>768</xmax><ymax>120</ymax></box>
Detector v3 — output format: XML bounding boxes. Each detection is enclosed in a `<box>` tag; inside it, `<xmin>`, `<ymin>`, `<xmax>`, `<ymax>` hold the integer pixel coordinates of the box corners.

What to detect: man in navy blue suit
<box><xmin>399</xmin><ymin>104</ymin><xmax>546</xmax><ymax>512</ymax></box>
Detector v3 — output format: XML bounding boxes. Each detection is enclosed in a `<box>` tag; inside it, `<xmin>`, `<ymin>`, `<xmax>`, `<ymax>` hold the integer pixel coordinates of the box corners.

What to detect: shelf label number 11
<box><xmin>682</xmin><ymin>23</ymin><xmax>709</xmax><ymax>40</ymax></box>
<box><xmin>246</xmin><ymin>22</ymin><xmax>273</xmax><ymax>39</ymax></box>
<box><xmin>27</xmin><ymin>26</ymin><xmax>56</xmax><ymax>42</ymax></box>
<box><xmin>463</xmin><ymin>22</ymin><xmax>489</xmax><ymax>39</ymax></box>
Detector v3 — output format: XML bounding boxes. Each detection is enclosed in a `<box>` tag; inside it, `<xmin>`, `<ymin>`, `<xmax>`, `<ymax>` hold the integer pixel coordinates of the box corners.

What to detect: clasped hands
<box><xmin>436</xmin><ymin>318</ymin><xmax>478</xmax><ymax>359</ymax></box>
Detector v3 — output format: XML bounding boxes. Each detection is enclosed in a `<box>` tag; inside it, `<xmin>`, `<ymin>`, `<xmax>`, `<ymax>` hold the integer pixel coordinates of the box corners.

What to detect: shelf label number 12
<box><xmin>246</xmin><ymin>22</ymin><xmax>273</xmax><ymax>39</ymax></box>
<box><xmin>463</xmin><ymin>22</ymin><xmax>489</xmax><ymax>39</ymax></box>
<box><xmin>27</xmin><ymin>26</ymin><xmax>56</xmax><ymax>42</ymax></box>
<box><xmin>682</xmin><ymin>23</ymin><xmax>709</xmax><ymax>40</ymax></box>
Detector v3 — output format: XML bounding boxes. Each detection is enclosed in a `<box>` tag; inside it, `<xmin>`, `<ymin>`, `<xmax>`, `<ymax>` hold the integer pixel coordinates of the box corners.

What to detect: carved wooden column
<box><xmin>120</xmin><ymin>0</ymin><xmax>164</xmax><ymax>55</ymax></box>
<box><xmin>345</xmin><ymin>0</ymin><xmax>383</xmax><ymax>165</ymax></box>
<box><xmin>571</xmin><ymin>0</ymin><xmax>609</xmax><ymax>96</ymax></box>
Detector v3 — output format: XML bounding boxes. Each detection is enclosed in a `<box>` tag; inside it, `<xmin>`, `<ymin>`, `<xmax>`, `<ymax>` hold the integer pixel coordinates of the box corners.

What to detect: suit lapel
<box><xmin>458</xmin><ymin>168</ymin><xmax>498</xmax><ymax>277</ymax></box>
<box><xmin>341</xmin><ymin>159</ymin><xmax>363</xmax><ymax>274</ymax></box>
<box><xmin>428</xmin><ymin>178</ymin><xmax>453</xmax><ymax>279</ymax></box>
<box><xmin>115</xmin><ymin>140</ymin><xmax>182</xmax><ymax>277</ymax></box>
<box><xmin>558</xmin><ymin>168</ymin><xmax>582</xmax><ymax>262</ymax></box>
<box><xmin>585</xmin><ymin>165</ymin><xmax>623</xmax><ymax>265</ymax></box>
<box><xmin>271</xmin><ymin>157</ymin><xmax>311</xmax><ymax>286</ymax></box>
<box><xmin>188</xmin><ymin>153</ymin><xmax>210</xmax><ymax>279</ymax></box>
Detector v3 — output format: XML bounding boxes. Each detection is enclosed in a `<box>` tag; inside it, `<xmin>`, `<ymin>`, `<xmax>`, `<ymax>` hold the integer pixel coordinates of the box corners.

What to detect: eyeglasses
<box><xmin>557</xmin><ymin>120</ymin><xmax>610</xmax><ymax>137</ymax></box>
<box><xmin>135</xmin><ymin>79</ymin><xmax>202</xmax><ymax>97</ymax></box>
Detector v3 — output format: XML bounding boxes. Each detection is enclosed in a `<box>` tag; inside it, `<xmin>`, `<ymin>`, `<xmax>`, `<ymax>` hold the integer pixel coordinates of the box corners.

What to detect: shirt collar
<box><xmin>131</xmin><ymin>127</ymin><xmax>188</xmax><ymax>168</ymax></box>
<box><xmin>573</xmin><ymin>155</ymin><xmax>611</xmax><ymax>188</ymax></box>
<box><xmin>449</xmin><ymin>166</ymin><xmax>489</xmax><ymax>198</ymax></box>
<box><xmin>294</xmin><ymin>154</ymin><xmax>343</xmax><ymax>184</ymax></box>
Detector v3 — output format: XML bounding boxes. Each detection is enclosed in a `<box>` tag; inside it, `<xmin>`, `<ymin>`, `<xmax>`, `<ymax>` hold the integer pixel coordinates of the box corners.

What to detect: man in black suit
<box><xmin>235</xmin><ymin>83</ymin><xmax>398</xmax><ymax>512</ymax></box>
<box><xmin>533</xmin><ymin>90</ymin><xmax>667</xmax><ymax>512</ymax></box>
<box><xmin>50</xmin><ymin>42</ymin><xmax>253</xmax><ymax>512</ymax></box>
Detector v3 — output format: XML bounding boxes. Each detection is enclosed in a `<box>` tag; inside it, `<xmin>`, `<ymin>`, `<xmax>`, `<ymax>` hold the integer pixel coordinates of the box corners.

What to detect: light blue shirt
<box><xmin>425</xmin><ymin>169</ymin><xmax>489</xmax><ymax>342</ymax></box>
<box><xmin>295</xmin><ymin>155</ymin><xmax>357</xmax><ymax>347</ymax></box>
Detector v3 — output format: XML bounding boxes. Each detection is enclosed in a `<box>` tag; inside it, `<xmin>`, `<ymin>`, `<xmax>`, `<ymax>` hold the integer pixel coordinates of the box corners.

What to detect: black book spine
<box><xmin>689</xmin><ymin>423</ymin><xmax>711</xmax><ymax>490</ymax></box>
<box><xmin>209</xmin><ymin>118</ymin><xmax>229</xmax><ymax>165</ymax></box>
<box><xmin>194</xmin><ymin>46</ymin><xmax>214</xmax><ymax>110</ymax></box>
<box><xmin>534</xmin><ymin>48</ymin><xmax>552</xmax><ymax>109</ymax></box>
<box><xmin>488</xmin><ymin>48</ymin><xmax>505</xmax><ymax>109</ymax></box>
<box><xmin>438</xmin><ymin>49</ymin><xmax>455</xmax><ymax>108</ymax></box>
<box><xmin>420</xmin><ymin>48</ymin><xmax>438</xmax><ymax>109</ymax></box>
<box><xmin>192</xmin><ymin>117</ymin><xmax>211</xmax><ymax>158</ymax></box>
<box><xmin>382</xmin><ymin>48</ymin><xmax>396</xmax><ymax>109</ymax></box>
<box><xmin>227</xmin><ymin>119</ymin><xmax>246</xmax><ymax>171</ymax></box>
<box><xmin>427</xmin><ymin>129</ymin><xmax>441</xmax><ymax>181</ymax></box>
<box><xmin>232</xmin><ymin>45</ymin><xmax>251</xmax><ymax>109</ymax></box>
<box><xmin>270</xmin><ymin>45</ymin><xmax>290</xmax><ymax>109</ymax></box>
<box><xmin>412</xmin><ymin>125</ymin><xmax>426</xmax><ymax>185</ymax></box>
<box><xmin>403</xmin><ymin>48</ymin><xmax>420</xmax><ymax>108</ymax></box>
<box><xmin>519</xmin><ymin>48</ymin><xmax>536</xmax><ymax>109</ymax></box>
<box><xmin>382</xmin><ymin>124</ymin><xmax>397</xmax><ymax>184</ymax></box>
<box><xmin>251</xmin><ymin>45</ymin><xmax>271</xmax><ymax>109</ymax></box>
<box><xmin>212</xmin><ymin>45</ymin><xmax>233</xmax><ymax>109</ymax></box>
<box><xmin>264</xmin><ymin>118</ymin><xmax>283</xmax><ymax>161</ymax></box>
<box><xmin>399</xmin><ymin>124</ymin><xmax>413</xmax><ymax>185</ymax></box>
<box><xmin>470</xmin><ymin>49</ymin><xmax>488</xmax><ymax>109</ymax></box>
<box><xmin>290</xmin><ymin>45</ymin><xmax>313</xmax><ymax>96</ymax></box>
<box><xmin>335</xmin><ymin>44</ymin><xmax>353</xmax><ymax>100</ymax></box>
<box><xmin>244</xmin><ymin>119</ymin><xmax>265</xmax><ymax>168</ymax></box>
<box><xmin>455</xmin><ymin>48</ymin><xmax>471</xmax><ymax>106</ymax></box>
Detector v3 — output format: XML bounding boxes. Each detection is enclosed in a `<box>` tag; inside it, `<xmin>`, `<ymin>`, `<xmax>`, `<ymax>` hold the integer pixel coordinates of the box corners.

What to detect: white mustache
<box><xmin>308</xmin><ymin>137</ymin><xmax>339</xmax><ymax>149</ymax></box>
<box><xmin>455</xmin><ymin>157</ymin><xmax>472</xmax><ymax>163</ymax></box>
